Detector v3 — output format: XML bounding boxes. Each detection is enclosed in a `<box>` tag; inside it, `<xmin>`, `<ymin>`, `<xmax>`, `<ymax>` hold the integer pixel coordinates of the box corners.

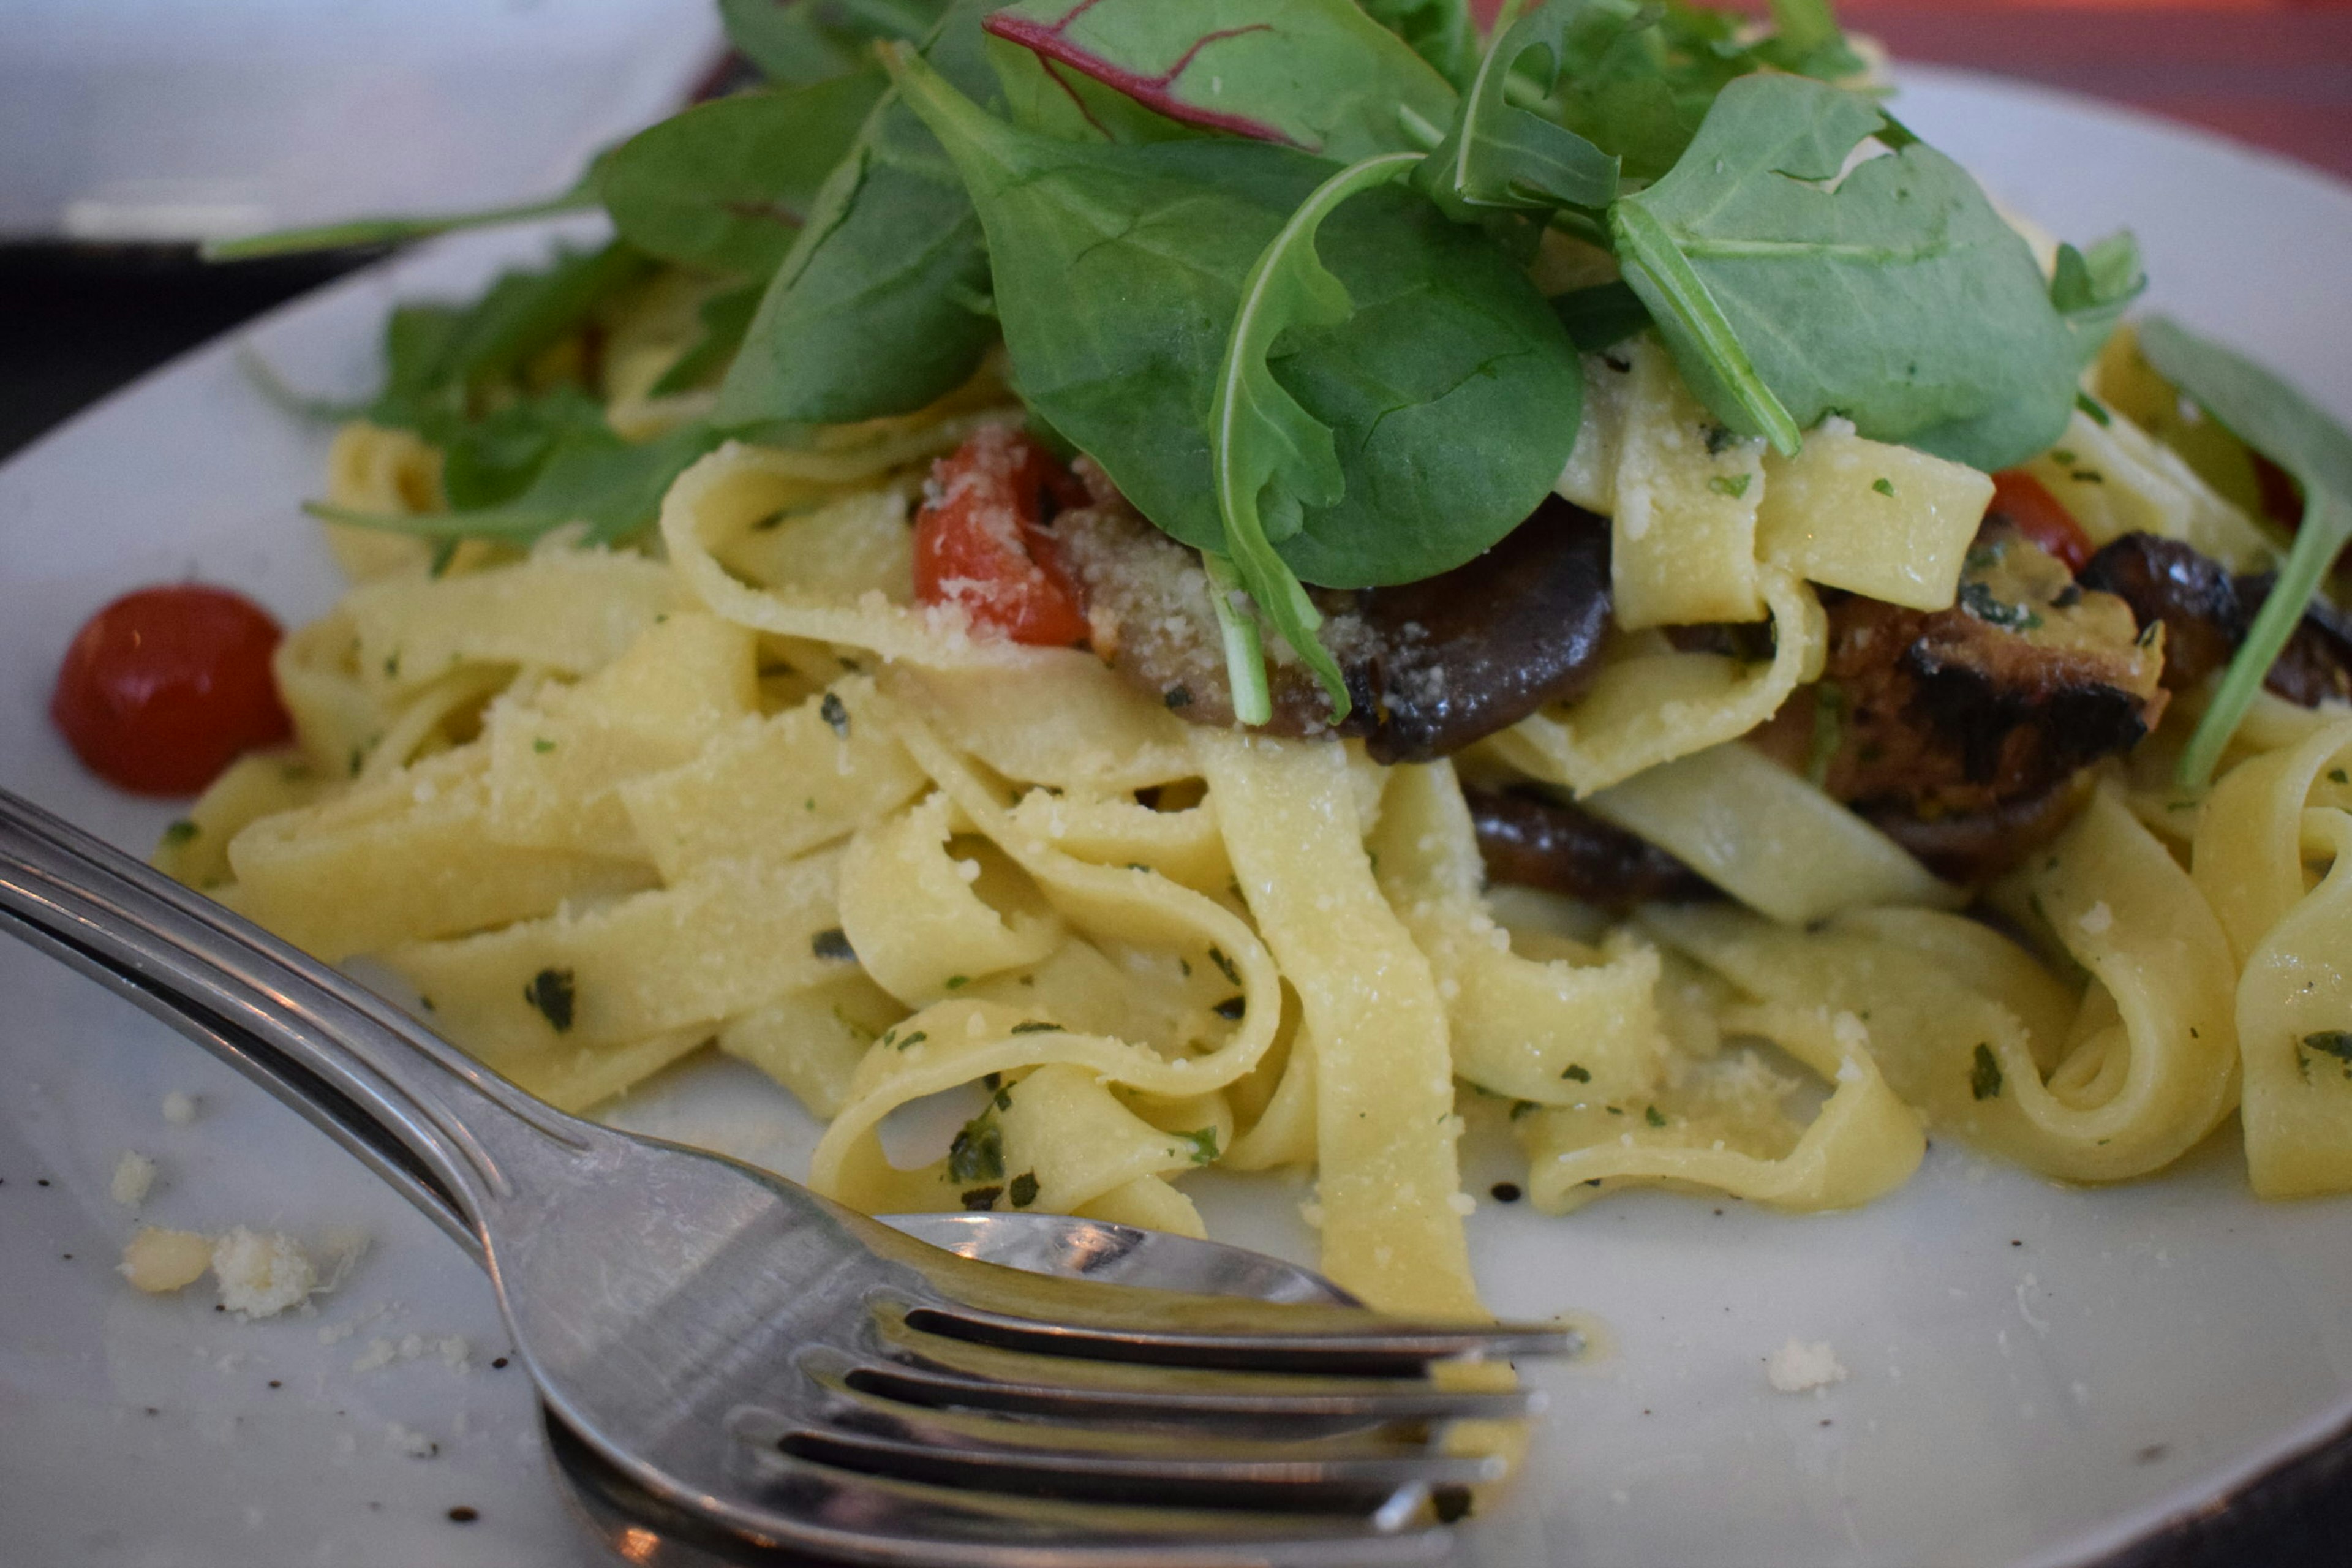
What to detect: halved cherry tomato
<box><xmin>1987</xmin><ymin>470</ymin><xmax>2095</xmax><ymax>574</ymax></box>
<box><xmin>51</xmin><ymin>585</ymin><xmax>293</xmax><ymax>796</ymax></box>
<box><xmin>913</xmin><ymin>427</ymin><xmax>1091</xmax><ymax>647</ymax></box>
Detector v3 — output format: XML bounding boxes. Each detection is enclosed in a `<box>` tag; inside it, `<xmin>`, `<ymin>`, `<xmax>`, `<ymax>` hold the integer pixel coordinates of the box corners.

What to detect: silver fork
<box><xmin>0</xmin><ymin>786</ymin><xmax>1572</xmax><ymax>1566</ymax></box>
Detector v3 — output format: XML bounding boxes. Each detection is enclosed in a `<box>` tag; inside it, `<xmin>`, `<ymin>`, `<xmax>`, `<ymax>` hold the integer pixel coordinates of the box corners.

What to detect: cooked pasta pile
<box><xmin>144</xmin><ymin>291</ymin><xmax>2352</xmax><ymax>1319</ymax></box>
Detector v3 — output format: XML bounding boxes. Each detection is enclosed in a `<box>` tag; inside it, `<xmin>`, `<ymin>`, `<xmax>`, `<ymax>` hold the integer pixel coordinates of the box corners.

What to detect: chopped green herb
<box><xmin>2050</xmin><ymin>450</ymin><xmax>2076</xmax><ymax>466</ymax></box>
<box><xmin>1009</xmin><ymin>1021</ymin><xmax>1060</xmax><ymax>1035</ymax></box>
<box><xmin>2077</xmin><ymin>391</ymin><xmax>2113</xmax><ymax>426</ymax></box>
<box><xmin>1706</xmin><ymin>472</ymin><xmax>1752</xmax><ymax>500</ymax></box>
<box><xmin>944</xmin><ymin>974</ymin><xmax>968</xmax><ymax>990</ymax></box>
<box><xmin>960</xmin><ymin>1185</ymin><xmax>1003</xmax><ymax>1211</ymax></box>
<box><xmin>533</xmin><ymin>737</ymin><xmax>556</xmax><ymax>754</ymax></box>
<box><xmin>1959</xmin><ymin>580</ymin><xmax>2043</xmax><ymax>632</ymax></box>
<box><xmin>2331</xmin><ymin>770</ymin><xmax>2348</xmax><ymax>785</ymax></box>
<box><xmin>383</xmin><ymin>651</ymin><xmax>401</xmax><ymax>678</ymax></box>
<box><xmin>1561</xmin><ymin>1063</ymin><xmax>1591</xmax><ymax>1083</ymax></box>
<box><xmin>894</xmin><ymin>1030</ymin><xmax>928</xmax><ymax>1051</ymax></box>
<box><xmin>2304</xmin><ymin>1031</ymin><xmax>2352</xmax><ymax>1079</ymax></box>
<box><xmin>1163</xmin><ymin>685</ymin><xmax>1193</xmax><ymax>711</ymax></box>
<box><xmin>1605</xmin><ymin>1105</ymin><xmax>1624</xmax><ymax>1116</ymax></box>
<box><xmin>819</xmin><ymin>692</ymin><xmax>851</xmax><ymax>738</ymax></box>
<box><xmin>1970</xmin><ymin>1042</ymin><xmax>2003</xmax><ymax>1101</ymax></box>
<box><xmin>1871</xmin><ymin>477</ymin><xmax>1896</xmax><ymax>497</ymax></box>
<box><xmin>1207</xmin><ymin>946</ymin><xmax>1241</xmax><ymax>986</ymax></box>
<box><xmin>812</xmin><ymin>927</ymin><xmax>856</xmax><ymax>962</ymax></box>
<box><xmin>160</xmin><ymin>820</ymin><xmax>200</xmax><ymax>847</ymax></box>
<box><xmin>1008</xmin><ymin>1171</ymin><xmax>1040</xmax><ymax>1208</ymax></box>
<box><xmin>1177</xmin><ymin>1127</ymin><xmax>1220</xmax><ymax>1165</ymax></box>
<box><xmin>946</xmin><ymin>1116</ymin><xmax>1005</xmax><ymax>1183</ymax></box>
<box><xmin>1509</xmin><ymin>1099</ymin><xmax>1538</xmax><ymax>1120</ymax></box>
<box><xmin>1645</xmin><ymin>1104</ymin><xmax>1667</xmax><ymax>1128</ymax></box>
<box><xmin>524</xmin><ymin>968</ymin><xmax>576</xmax><ymax>1033</ymax></box>
<box><xmin>1212</xmin><ymin>995</ymin><xmax>1247</xmax><ymax>1021</ymax></box>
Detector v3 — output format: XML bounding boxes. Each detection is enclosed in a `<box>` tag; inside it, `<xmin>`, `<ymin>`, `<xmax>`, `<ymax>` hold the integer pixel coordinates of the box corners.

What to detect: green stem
<box><xmin>1608</xmin><ymin>199</ymin><xmax>1803</xmax><ymax>455</ymax></box>
<box><xmin>2176</xmin><ymin>489</ymin><xmax>2352</xmax><ymax>788</ymax></box>
<box><xmin>1202</xmin><ymin>554</ymin><xmax>1273</xmax><ymax>726</ymax></box>
<box><xmin>202</xmin><ymin>189</ymin><xmax>598</xmax><ymax>262</ymax></box>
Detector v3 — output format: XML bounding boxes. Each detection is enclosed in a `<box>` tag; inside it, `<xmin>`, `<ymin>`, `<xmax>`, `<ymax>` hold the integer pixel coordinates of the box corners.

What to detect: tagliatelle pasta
<box><xmin>155</xmin><ymin>222</ymin><xmax>2352</xmax><ymax>1321</ymax></box>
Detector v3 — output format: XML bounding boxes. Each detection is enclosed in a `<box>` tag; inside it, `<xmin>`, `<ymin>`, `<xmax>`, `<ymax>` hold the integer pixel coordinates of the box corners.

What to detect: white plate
<box><xmin>5</xmin><ymin>65</ymin><xmax>2352</xmax><ymax>1568</ymax></box>
<box><xmin>0</xmin><ymin>0</ymin><xmax>720</xmax><ymax>242</ymax></box>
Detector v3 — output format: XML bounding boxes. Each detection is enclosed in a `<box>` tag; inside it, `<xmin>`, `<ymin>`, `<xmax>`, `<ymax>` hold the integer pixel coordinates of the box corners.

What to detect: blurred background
<box><xmin>5</xmin><ymin>0</ymin><xmax>2347</xmax><ymax>454</ymax></box>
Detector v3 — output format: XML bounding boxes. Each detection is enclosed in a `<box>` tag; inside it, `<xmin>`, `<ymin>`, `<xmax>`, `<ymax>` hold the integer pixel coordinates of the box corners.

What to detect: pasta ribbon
<box><xmin>1515</xmin><ymin>1001</ymin><xmax>1922</xmax><ymax>1213</ymax></box>
<box><xmin>2236</xmin><ymin>809</ymin><xmax>2352</xmax><ymax>1197</ymax></box>
<box><xmin>1588</xmin><ymin>742</ymin><xmax>1959</xmax><ymax>924</ymax></box>
<box><xmin>1196</xmin><ymin>731</ymin><xmax>1484</xmax><ymax>1321</ymax></box>
<box><xmin>1607</xmin><ymin>337</ymin><xmax>1768</xmax><ymax>630</ymax></box>
<box><xmin>1487</xmin><ymin>565</ymin><xmax>1825</xmax><ymax>796</ymax></box>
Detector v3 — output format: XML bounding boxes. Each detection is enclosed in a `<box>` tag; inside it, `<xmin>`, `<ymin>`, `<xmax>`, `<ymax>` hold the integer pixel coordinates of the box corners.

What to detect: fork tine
<box><xmin>769</xmin><ymin>1423</ymin><xmax>1503</xmax><ymax>1515</ymax></box>
<box><xmin>837</xmin><ymin>1356</ymin><xmax>1539</xmax><ymax>1428</ymax></box>
<box><xmin>900</xmin><ymin>1298</ymin><xmax>1574</xmax><ymax>1375</ymax></box>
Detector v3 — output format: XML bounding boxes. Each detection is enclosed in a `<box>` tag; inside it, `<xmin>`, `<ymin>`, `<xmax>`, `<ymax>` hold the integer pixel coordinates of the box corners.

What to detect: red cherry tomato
<box><xmin>1987</xmin><ymin>470</ymin><xmax>2095</xmax><ymax>574</ymax></box>
<box><xmin>51</xmin><ymin>585</ymin><xmax>293</xmax><ymax>796</ymax></box>
<box><xmin>913</xmin><ymin>427</ymin><xmax>1092</xmax><ymax>648</ymax></box>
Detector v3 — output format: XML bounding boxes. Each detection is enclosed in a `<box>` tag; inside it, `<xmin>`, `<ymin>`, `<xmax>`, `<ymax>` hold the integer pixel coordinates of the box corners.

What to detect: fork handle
<box><xmin>0</xmin><ymin>785</ymin><xmax>594</xmax><ymax>1254</ymax></box>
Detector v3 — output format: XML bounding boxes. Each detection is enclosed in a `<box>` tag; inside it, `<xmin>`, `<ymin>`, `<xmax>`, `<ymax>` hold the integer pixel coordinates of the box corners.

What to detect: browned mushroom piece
<box><xmin>1463</xmin><ymin>785</ymin><xmax>1717</xmax><ymax>911</ymax></box>
<box><xmin>1053</xmin><ymin>472</ymin><xmax>1614</xmax><ymax>764</ymax></box>
<box><xmin>2079</xmin><ymin>532</ymin><xmax>2352</xmax><ymax>706</ymax></box>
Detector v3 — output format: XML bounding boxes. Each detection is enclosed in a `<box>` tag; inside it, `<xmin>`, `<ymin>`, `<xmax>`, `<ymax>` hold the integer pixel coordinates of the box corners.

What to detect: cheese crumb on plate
<box><xmin>1765</xmin><ymin>1338</ymin><xmax>1849</xmax><ymax>1393</ymax></box>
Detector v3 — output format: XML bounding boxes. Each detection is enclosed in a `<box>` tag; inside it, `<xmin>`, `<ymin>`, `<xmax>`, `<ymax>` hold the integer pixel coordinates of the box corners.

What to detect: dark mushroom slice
<box><xmin>1464</xmin><ymin>785</ymin><xmax>1716</xmax><ymax>911</ymax></box>
<box><xmin>2079</xmin><ymin>532</ymin><xmax>2352</xmax><ymax>706</ymax></box>
<box><xmin>1054</xmin><ymin>475</ymin><xmax>1614</xmax><ymax>763</ymax></box>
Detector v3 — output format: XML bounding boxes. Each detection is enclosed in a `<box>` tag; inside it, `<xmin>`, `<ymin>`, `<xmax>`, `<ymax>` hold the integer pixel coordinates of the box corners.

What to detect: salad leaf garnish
<box><xmin>651</xmin><ymin>279</ymin><xmax>769</xmax><ymax>396</ymax></box>
<box><xmin>597</xmin><ymin>72</ymin><xmax>885</xmax><ymax>276</ymax></box>
<box><xmin>1610</xmin><ymin>74</ymin><xmax>2079</xmax><ymax>470</ymax></box>
<box><xmin>980</xmin><ymin>0</ymin><xmax>1458</xmax><ymax>161</ymax></box>
<box><xmin>1415</xmin><ymin>0</ymin><xmax>1622</xmax><ymax>218</ymax></box>
<box><xmin>1550</xmin><ymin>280</ymin><xmax>1650</xmax><ymax>350</ymax></box>
<box><xmin>200</xmin><ymin>177</ymin><xmax>600</xmax><ymax>262</ymax></box>
<box><xmin>2050</xmin><ymin>230</ymin><xmax>2146</xmax><ymax>370</ymax></box>
<box><xmin>1210</xmin><ymin>149</ymin><xmax>1425</xmax><ymax>719</ymax></box>
<box><xmin>889</xmin><ymin>44</ymin><xmax>1581</xmax><ymax>592</ymax></box>
<box><xmin>714</xmin><ymin>0</ymin><xmax>1001</xmax><ymax>427</ymax></box>
<box><xmin>720</xmin><ymin>0</ymin><xmax>949</xmax><ymax>85</ymax></box>
<box><xmin>2136</xmin><ymin>316</ymin><xmax>2352</xmax><ymax>788</ymax></box>
<box><xmin>1359</xmin><ymin>0</ymin><xmax>1480</xmax><ymax>91</ymax></box>
<box><xmin>312</xmin><ymin>420</ymin><xmax>725</xmax><ymax>547</ymax></box>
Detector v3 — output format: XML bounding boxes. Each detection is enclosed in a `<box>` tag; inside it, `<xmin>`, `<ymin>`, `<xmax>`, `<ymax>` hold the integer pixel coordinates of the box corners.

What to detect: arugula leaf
<box><xmin>979</xmin><ymin>0</ymin><xmax>1458</xmax><ymax>162</ymax></box>
<box><xmin>1211</xmin><ymin>150</ymin><xmax>1425</xmax><ymax>720</ymax></box>
<box><xmin>1610</xmin><ymin>74</ymin><xmax>2079</xmax><ymax>470</ymax></box>
<box><xmin>1415</xmin><ymin>0</ymin><xmax>1622</xmax><ymax>217</ymax></box>
<box><xmin>2136</xmin><ymin>317</ymin><xmax>2352</xmax><ymax>788</ymax></box>
<box><xmin>312</xmin><ymin>420</ymin><xmax>725</xmax><ymax>547</ymax></box>
<box><xmin>1749</xmin><ymin>0</ymin><xmax>1864</xmax><ymax>80</ymax></box>
<box><xmin>714</xmin><ymin>0</ymin><xmax>1001</xmax><ymax>428</ymax></box>
<box><xmin>892</xmin><ymin>48</ymin><xmax>1583</xmax><ymax>594</ymax></box>
<box><xmin>597</xmin><ymin>72</ymin><xmax>885</xmax><ymax>276</ymax></box>
<box><xmin>201</xmin><ymin>178</ymin><xmax>601</xmax><ymax>262</ymax></box>
<box><xmin>720</xmin><ymin>0</ymin><xmax>949</xmax><ymax>85</ymax></box>
<box><xmin>1358</xmin><ymin>0</ymin><xmax>1481</xmax><ymax>91</ymax></box>
<box><xmin>436</xmin><ymin>385</ymin><xmax>612</xmax><ymax>509</ymax></box>
<box><xmin>372</xmin><ymin>241</ymin><xmax>652</xmax><ymax>430</ymax></box>
<box><xmin>2051</xmin><ymin>230</ymin><xmax>2146</xmax><ymax>370</ymax></box>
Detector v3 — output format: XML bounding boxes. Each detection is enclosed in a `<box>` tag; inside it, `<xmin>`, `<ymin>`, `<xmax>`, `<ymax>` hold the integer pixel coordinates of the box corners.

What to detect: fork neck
<box><xmin>0</xmin><ymin>785</ymin><xmax>597</xmax><ymax>1255</ymax></box>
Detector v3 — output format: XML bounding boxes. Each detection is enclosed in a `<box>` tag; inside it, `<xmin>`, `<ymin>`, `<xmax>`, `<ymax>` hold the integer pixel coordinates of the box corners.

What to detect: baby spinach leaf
<box><xmin>1610</xmin><ymin>74</ymin><xmax>2079</xmax><ymax>470</ymax></box>
<box><xmin>1211</xmin><ymin>150</ymin><xmax>1425</xmax><ymax>718</ymax></box>
<box><xmin>720</xmin><ymin>0</ymin><xmax>949</xmax><ymax>85</ymax></box>
<box><xmin>715</xmin><ymin>0</ymin><xmax>1001</xmax><ymax>428</ymax></box>
<box><xmin>2137</xmin><ymin>317</ymin><xmax>2352</xmax><ymax>788</ymax></box>
<box><xmin>312</xmin><ymin>420</ymin><xmax>725</xmax><ymax>547</ymax></box>
<box><xmin>597</xmin><ymin>71</ymin><xmax>885</xmax><ymax>276</ymax></box>
<box><xmin>979</xmin><ymin>0</ymin><xmax>1458</xmax><ymax>162</ymax></box>
<box><xmin>893</xmin><ymin>50</ymin><xmax>1581</xmax><ymax>596</ymax></box>
<box><xmin>1415</xmin><ymin>0</ymin><xmax>1621</xmax><ymax>217</ymax></box>
<box><xmin>1358</xmin><ymin>0</ymin><xmax>1481</xmax><ymax>91</ymax></box>
<box><xmin>2051</xmin><ymin>230</ymin><xmax>2146</xmax><ymax>370</ymax></box>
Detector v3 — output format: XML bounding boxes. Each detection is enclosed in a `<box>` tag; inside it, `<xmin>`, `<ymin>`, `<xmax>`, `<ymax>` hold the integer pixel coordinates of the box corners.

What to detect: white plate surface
<box><xmin>4</xmin><ymin>66</ymin><xmax>2352</xmax><ymax>1568</ymax></box>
